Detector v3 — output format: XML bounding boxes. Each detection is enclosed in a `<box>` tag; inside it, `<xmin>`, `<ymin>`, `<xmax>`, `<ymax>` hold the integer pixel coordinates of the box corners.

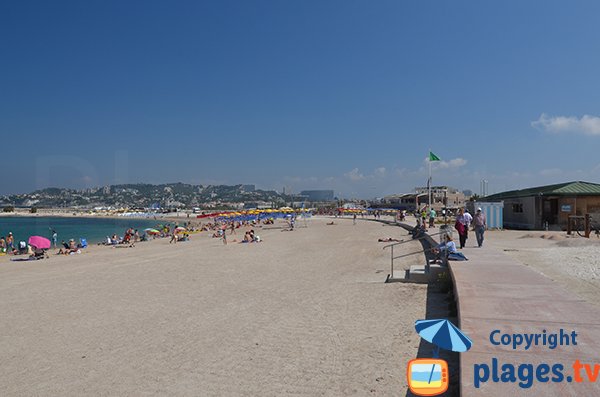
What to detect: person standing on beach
<box><xmin>353</xmin><ymin>213</ymin><xmax>357</xmax><ymax>225</ymax></box>
<box><xmin>7</xmin><ymin>232</ymin><xmax>14</xmax><ymax>252</ymax></box>
<box><xmin>51</xmin><ymin>229</ymin><xmax>58</xmax><ymax>248</ymax></box>
<box><xmin>473</xmin><ymin>207</ymin><xmax>487</xmax><ymax>247</ymax></box>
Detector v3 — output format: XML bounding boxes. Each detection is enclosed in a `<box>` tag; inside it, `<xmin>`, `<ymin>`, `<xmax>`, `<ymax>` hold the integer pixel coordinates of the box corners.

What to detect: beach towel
<box><xmin>10</xmin><ymin>257</ymin><xmax>39</xmax><ymax>262</ymax></box>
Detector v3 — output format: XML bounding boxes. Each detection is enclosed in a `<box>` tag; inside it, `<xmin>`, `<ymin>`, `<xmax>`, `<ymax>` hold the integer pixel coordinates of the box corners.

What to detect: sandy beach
<box><xmin>0</xmin><ymin>217</ymin><xmax>431</xmax><ymax>396</ymax></box>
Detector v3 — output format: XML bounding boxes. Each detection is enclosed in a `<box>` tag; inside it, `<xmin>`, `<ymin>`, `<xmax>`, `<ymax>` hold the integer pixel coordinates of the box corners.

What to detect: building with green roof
<box><xmin>484</xmin><ymin>181</ymin><xmax>600</xmax><ymax>230</ymax></box>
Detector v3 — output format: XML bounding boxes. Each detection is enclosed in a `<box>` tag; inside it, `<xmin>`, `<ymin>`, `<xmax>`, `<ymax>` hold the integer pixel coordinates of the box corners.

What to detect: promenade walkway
<box><xmin>449</xmin><ymin>243</ymin><xmax>600</xmax><ymax>396</ymax></box>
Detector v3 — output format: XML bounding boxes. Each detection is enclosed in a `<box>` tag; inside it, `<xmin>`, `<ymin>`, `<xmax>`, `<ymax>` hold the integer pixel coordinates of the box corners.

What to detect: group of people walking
<box><xmin>455</xmin><ymin>207</ymin><xmax>487</xmax><ymax>248</ymax></box>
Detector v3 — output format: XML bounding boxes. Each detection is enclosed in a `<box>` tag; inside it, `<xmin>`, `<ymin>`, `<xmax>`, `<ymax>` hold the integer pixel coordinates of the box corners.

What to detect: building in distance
<box><xmin>414</xmin><ymin>186</ymin><xmax>466</xmax><ymax>211</ymax></box>
<box><xmin>300</xmin><ymin>190</ymin><xmax>335</xmax><ymax>202</ymax></box>
<box><xmin>485</xmin><ymin>180</ymin><xmax>600</xmax><ymax>230</ymax></box>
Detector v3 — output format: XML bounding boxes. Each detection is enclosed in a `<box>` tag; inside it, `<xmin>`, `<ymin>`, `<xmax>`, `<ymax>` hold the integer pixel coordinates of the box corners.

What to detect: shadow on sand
<box><xmin>404</xmin><ymin>283</ymin><xmax>460</xmax><ymax>397</ymax></box>
<box><xmin>370</xmin><ymin>219</ymin><xmax>461</xmax><ymax>396</ymax></box>
<box><xmin>403</xmin><ymin>224</ymin><xmax>460</xmax><ymax>397</ymax></box>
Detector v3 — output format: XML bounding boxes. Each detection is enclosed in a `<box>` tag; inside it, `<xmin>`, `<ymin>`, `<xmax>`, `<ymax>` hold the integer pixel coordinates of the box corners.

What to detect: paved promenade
<box><xmin>449</xmin><ymin>244</ymin><xmax>600</xmax><ymax>396</ymax></box>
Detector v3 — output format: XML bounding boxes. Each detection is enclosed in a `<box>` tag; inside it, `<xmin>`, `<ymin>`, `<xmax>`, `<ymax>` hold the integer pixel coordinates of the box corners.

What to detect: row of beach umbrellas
<box><xmin>144</xmin><ymin>226</ymin><xmax>187</xmax><ymax>235</ymax></box>
<box><xmin>195</xmin><ymin>208</ymin><xmax>312</xmax><ymax>223</ymax></box>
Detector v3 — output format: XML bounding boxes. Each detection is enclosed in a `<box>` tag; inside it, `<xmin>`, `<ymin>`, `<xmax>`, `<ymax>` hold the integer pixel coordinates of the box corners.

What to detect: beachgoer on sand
<box><xmin>58</xmin><ymin>239</ymin><xmax>80</xmax><ymax>255</ymax></box>
<box><xmin>7</xmin><ymin>232</ymin><xmax>14</xmax><ymax>251</ymax></box>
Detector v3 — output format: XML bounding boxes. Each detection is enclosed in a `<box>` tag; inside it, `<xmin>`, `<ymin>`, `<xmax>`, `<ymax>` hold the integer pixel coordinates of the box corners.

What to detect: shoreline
<box><xmin>0</xmin><ymin>210</ymin><xmax>190</xmax><ymax>221</ymax></box>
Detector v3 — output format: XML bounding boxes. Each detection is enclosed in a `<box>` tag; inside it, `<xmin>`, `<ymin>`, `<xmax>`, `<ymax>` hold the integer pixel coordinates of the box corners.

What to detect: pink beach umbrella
<box><xmin>28</xmin><ymin>236</ymin><xmax>51</xmax><ymax>249</ymax></box>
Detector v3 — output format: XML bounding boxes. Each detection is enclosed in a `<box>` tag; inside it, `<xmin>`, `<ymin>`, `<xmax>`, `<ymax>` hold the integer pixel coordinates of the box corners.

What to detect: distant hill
<box><xmin>0</xmin><ymin>183</ymin><xmax>291</xmax><ymax>209</ymax></box>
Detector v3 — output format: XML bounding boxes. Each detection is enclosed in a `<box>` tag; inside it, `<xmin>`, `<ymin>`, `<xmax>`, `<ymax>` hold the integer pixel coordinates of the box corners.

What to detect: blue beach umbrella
<box><xmin>415</xmin><ymin>319</ymin><xmax>472</xmax><ymax>354</ymax></box>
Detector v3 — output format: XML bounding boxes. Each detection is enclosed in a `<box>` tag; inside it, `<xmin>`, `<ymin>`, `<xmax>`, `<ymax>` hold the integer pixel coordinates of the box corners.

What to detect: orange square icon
<box><xmin>407</xmin><ymin>358</ymin><xmax>449</xmax><ymax>396</ymax></box>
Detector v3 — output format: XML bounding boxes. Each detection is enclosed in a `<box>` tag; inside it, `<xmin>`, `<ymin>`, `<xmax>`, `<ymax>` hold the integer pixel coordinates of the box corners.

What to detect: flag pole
<box><xmin>428</xmin><ymin>148</ymin><xmax>432</xmax><ymax>213</ymax></box>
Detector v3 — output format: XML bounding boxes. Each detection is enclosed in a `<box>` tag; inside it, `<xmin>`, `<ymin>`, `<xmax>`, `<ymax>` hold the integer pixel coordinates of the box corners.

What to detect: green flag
<box><xmin>429</xmin><ymin>151</ymin><xmax>441</xmax><ymax>161</ymax></box>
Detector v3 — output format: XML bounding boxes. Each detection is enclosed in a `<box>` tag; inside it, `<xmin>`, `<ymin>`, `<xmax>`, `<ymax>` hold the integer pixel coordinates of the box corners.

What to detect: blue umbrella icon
<box><xmin>415</xmin><ymin>319</ymin><xmax>473</xmax><ymax>356</ymax></box>
<box><xmin>414</xmin><ymin>319</ymin><xmax>472</xmax><ymax>386</ymax></box>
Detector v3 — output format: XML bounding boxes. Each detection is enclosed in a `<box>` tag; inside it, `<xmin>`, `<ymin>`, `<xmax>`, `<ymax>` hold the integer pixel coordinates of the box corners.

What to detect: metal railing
<box><xmin>383</xmin><ymin>230</ymin><xmax>449</xmax><ymax>281</ymax></box>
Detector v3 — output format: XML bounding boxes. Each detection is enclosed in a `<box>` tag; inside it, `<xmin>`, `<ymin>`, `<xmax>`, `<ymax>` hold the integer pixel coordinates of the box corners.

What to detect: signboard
<box><xmin>561</xmin><ymin>205</ymin><xmax>572</xmax><ymax>212</ymax></box>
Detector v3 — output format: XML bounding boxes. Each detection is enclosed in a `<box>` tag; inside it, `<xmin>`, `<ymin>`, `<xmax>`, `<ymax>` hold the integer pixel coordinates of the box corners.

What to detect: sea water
<box><xmin>0</xmin><ymin>216</ymin><xmax>164</xmax><ymax>245</ymax></box>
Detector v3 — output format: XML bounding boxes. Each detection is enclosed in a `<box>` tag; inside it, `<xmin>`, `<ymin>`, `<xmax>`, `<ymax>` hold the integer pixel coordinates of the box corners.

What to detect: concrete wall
<box><xmin>557</xmin><ymin>196</ymin><xmax>600</xmax><ymax>229</ymax></box>
<box><xmin>501</xmin><ymin>195</ymin><xmax>600</xmax><ymax>230</ymax></box>
<box><xmin>502</xmin><ymin>196</ymin><xmax>538</xmax><ymax>229</ymax></box>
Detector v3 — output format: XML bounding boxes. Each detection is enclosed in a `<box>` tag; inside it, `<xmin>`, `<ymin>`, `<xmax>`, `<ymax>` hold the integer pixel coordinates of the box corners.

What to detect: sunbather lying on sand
<box><xmin>30</xmin><ymin>248</ymin><xmax>48</xmax><ymax>260</ymax></box>
<box><xmin>378</xmin><ymin>238</ymin><xmax>400</xmax><ymax>242</ymax></box>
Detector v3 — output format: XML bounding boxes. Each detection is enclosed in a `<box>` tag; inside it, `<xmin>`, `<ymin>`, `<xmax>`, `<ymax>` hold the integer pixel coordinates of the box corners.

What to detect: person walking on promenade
<box><xmin>473</xmin><ymin>207</ymin><xmax>487</xmax><ymax>247</ymax></box>
<box><xmin>428</xmin><ymin>207</ymin><xmax>436</xmax><ymax>229</ymax></box>
<box><xmin>455</xmin><ymin>208</ymin><xmax>472</xmax><ymax>249</ymax></box>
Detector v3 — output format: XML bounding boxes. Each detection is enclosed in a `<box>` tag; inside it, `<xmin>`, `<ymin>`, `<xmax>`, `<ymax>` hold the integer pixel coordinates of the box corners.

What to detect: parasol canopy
<box><xmin>28</xmin><ymin>236</ymin><xmax>51</xmax><ymax>249</ymax></box>
<box><xmin>415</xmin><ymin>319</ymin><xmax>472</xmax><ymax>353</ymax></box>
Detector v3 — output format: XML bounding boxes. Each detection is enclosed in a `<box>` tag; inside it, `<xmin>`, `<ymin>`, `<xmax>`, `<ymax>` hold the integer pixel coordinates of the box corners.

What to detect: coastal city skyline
<box><xmin>3</xmin><ymin>1</ymin><xmax>600</xmax><ymax>197</ymax></box>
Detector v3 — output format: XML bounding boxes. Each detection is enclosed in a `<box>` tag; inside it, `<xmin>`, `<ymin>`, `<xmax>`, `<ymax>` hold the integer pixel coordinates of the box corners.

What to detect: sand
<box><xmin>0</xmin><ymin>217</ymin><xmax>429</xmax><ymax>396</ymax></box>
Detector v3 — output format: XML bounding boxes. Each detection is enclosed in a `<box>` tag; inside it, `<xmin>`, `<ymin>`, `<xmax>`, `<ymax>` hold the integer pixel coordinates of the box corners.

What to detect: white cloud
<box><xmin>443</xmin><ymin>158</ymin><xmax>467</xmax><ymax>168</ymax></box>
<box><xmin>344</xmin><ymin>168</ymin><xmax>365</xmax><ymax>181</ymax></box>
<box><xmin>539</xmin><ymin>168</ymin><xmax>563</xmax><ymax>177</ymax></box>
<box><xmin>425</xmin><ymin>157</ymin><xmax>468</xmax><ymax>170</ymax></box>
<box><xmin>395</xmin><ymin>168</ymin><xmax>408</xmax><ymax>177</ymax></box>
<box><xmin>531</xmin><ymin>113</ymin><xmax>600</xmax><ymax>135</ymax></box>
<box><xmin>374</xmin><ymin>167</ymin><xmax>386</xmax><ymax>177</ymax></box>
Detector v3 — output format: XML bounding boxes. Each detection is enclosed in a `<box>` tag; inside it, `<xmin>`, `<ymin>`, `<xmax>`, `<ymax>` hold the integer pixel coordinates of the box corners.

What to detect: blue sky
<box><xmin>2</xmin><ymin>1</ymin><xmax>600</xmax><ymax>198</ymax></box>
